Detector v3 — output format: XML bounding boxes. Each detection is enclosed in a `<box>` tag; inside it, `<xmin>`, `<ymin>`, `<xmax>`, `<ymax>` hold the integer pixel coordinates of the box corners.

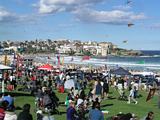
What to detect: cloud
<box><xmin>113</xmin><ymin>5</ymin><xmax>131</xmax><ymax>11</ymax></box>
<box><xmin>73</xmin><ymin>8</ymin><xmax>146</xmax><ymax>25</ymax></box>
<box><xmin>58</xmin><ymin>23</ymin><xmax>74</xmax><ymax>28</ymax></box>
<box><xmin>150</xmin><ymin>23</ymin><xmax>160</xmax><ymax>29</ymax></box>
<box><xmin>35</xmin><ymin>0</ymin><xmax>146</xmax><ymax>25</ymax></box>
<box><xmin>0</xmin><ymin>6</ymin><xmax>39</xmax><ymax>24</ymax></box>
<box><xmin>36</xmin><ymin>0</ymin><xmax>104</xmax><ymax>14</ymax></box>
<box><xmin>0</xmin><ymin>7</ymin><xmax>15</xmax><ymax>22</ymax></box>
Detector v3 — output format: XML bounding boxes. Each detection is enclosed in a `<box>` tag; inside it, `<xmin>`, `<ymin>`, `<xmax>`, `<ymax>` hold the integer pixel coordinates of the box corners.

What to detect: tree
<box><xmin>82</xmin><ymin>50</ymin><xmax>92</xmax><ymax>56</ymax></box>
<box><xmin>68</xmin><ymin>48</ymin><xmax>76</xmax><ymax>56</ymax></box>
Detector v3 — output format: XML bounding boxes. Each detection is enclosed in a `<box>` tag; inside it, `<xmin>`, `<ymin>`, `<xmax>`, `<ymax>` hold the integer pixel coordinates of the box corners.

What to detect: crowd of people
<box><xmin>0</xmin><ymin>94</ymin><xmax>33</xmax><ymax>120</ymax></box>
<box><xmin>0</xmin><ymin>61</ymin><xmax>159</xmax><ymax>120</ymax></box>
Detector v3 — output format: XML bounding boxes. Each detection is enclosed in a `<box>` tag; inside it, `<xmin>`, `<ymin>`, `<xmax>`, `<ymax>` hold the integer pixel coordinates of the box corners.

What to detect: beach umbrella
<box><xmin>37</xmin><ymin>64</ymin><xmax>53</xmax><ymax>71</ymax></box>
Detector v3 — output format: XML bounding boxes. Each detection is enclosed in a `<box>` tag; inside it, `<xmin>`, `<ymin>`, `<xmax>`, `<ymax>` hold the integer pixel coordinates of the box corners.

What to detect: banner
<box><xmin>146</xmin><ymin>88</ymin><xmax>156</xmax><ymax>102</ymax></box>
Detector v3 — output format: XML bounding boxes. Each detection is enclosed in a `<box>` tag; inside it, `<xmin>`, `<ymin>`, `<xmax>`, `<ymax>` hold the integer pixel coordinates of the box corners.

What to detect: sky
<box><xmin>0</xmin><ymin>0</ymin><xmax>160</xmax><ymax>50</ymax></box>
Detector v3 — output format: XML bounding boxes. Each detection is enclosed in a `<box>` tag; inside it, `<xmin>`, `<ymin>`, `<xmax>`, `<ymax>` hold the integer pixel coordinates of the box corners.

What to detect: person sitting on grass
<box><xmin>89</xmin><ymin>100</ymin><xmax>104</xmax><ymax>120</ymax></box>
<box><xmin>4</xmin><ymin>105</ymin><xmax>17</xmax><ymax>120</ymax></box>
<box><xmin>2</xmin><ymin>94</ymin><xmax>14</xmax><ymax>110</ymax></box>
<box><xmin>67</xmin><ymin>100</ymin><xmax>79</xmax><ymax>120</ymax></box>
<box><xmin>37</xmin><ymin>110</ymin><xmax>55</xmax><ymax>120</ymax></box>
<box><xmin>0</xmin><ymin>100</ymin><xmax>9</xmax><ymax>120</ymax></box>
<box><xmin>17</xmin><ymin>103</ymin><xmax>33</xmax><ymax>120</ymax></box>
<box><xmin>145</xmin><ymin>111</ymin><xmax>154</xmax><ymax>120</ymax></box>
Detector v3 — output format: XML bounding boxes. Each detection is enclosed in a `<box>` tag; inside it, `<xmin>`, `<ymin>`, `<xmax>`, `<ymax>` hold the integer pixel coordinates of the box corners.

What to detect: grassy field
<box><xmin>12</xmin><ymin>87</ymin><xmax>160</xmax><ymax>120</ymax></box>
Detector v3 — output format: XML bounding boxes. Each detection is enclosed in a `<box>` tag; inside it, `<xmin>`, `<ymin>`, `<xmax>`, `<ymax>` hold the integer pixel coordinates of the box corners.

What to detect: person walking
<box><xmin>127</xmin><ymin>86</ymin><xmax>138</xmax><ymax>104</ymax></box>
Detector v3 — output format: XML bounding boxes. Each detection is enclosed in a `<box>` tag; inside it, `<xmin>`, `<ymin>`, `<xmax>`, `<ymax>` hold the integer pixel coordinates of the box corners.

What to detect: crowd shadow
<box><xmin>101</xmin><ymin>103</ymin><xmax>114</xmax><ymax>108</ymax></box>
<box><xmin>107</xmin><ymin>96</ymin><xmax>116</xmax><ymax>100</ymax></box>
<box><xmin>2</xmin><ymin>91</ymin><xmax>32</xmax><ymax>97</ymax></box>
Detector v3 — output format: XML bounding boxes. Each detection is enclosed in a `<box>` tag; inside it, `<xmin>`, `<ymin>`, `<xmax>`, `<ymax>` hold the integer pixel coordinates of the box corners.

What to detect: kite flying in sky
<box><xmin>123</xmin><ymin>40</ymin><xmax>128</xmax><ymax>43</ymax></box>
<box><xmin>128</xmin><ymin>23</ymin><xmax>134</xmax><ymax>27</ymax></box>
<box><xmin>126</xmin><ymin>0</ymin><xmax>132</xmax><ymax>5</ymax></box>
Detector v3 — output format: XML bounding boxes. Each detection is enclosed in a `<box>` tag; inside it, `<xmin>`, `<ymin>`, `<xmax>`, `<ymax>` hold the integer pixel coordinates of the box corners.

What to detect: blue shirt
<box><xmin>67</xmin><ymin>106</ymin><xmax>77</xmax><ymax>120</ymax></box>
<box><xmin>89</xmin><ymin>109</ymin><xmax>104</xmax><ymax>120</ymax></box>
<box><xmin>3</xmin><ymin>96</ymin><xmax>14</xmax><ymax>108</ymax></box>
<box><xmin>95</xmin><ymin>84</ymin><xmax>102</xmax><ymax>95</ymax></box>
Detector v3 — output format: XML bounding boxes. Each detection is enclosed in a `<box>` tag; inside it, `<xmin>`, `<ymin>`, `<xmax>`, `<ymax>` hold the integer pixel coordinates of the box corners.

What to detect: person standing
<box><xmin>95</xmin><ymin>80</ymin><xmax>103</xmax><ymax>102</ymax></box>
<box><xmin>103</xmin><ymin>78</ymin><xmax>109</xmax><ymax>99</ymax></box>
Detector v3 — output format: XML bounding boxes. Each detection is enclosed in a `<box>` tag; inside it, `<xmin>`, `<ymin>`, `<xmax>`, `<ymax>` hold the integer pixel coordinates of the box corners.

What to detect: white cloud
<box><xmin>37</xmin><ymin>0</ymin><xmax>104</xmax><ymax>14</ymax></box>
<box><xmin>73</xmin><ymin>8</ymin><xmax>146</xmax><ymax>25</ymax></box>
<box><xmin>150</xmin><ymin>23</ymin><xmax>160</xmax><ymax>29</ymax></box>
<box><xmin>0</xmin><ymin>6</ymin><xmax>38</xmax><ymax>24</ymax></box>
<box><xmin>0</xmin><ymin>7</ymin><xmax>14</xmax><ymax>22</ymax></box>
<box><xmin>113</xmin><ymin>5</ymin><xmax>131</xmax><ymax>11</ymax></box>
<box><xmin>35</xmin><ymin>0</ymin><xmax>146</xmax><ymax>25</ymax></box>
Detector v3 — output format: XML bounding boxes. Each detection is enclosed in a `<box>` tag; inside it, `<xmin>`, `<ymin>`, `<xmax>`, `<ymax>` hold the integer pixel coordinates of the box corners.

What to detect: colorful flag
<box><xmin>61</xmin><ymin>57</ymin><xmax>64</xmax><ymax>66</ymax></box>
<box><xmin>4</xmin><ymin>54</ymin><xmax>8</xmax><ymax>65</ymax></box>
<box><xmin>146</xmin><ymin>88</ymin><xmax>156</xmax><ymax>102</ymax></box>
<box><xmin>13</xmin><ymin>52</ymin><xmax>16</xmax><ymax>59</ymax></box>
<box><xmin>137</xmin><ymin>60</ymin><xmax>145</xmax><ymax>64</ymax></box>
<box><xmin>82</xmin><ymin>56</ymin><xmax>90</xmax><ymax>61</ymax></box>
<box><xmin>57</xmin><ymin>55</ymin><xmax>60</xmax><ymax>66</ymax></box>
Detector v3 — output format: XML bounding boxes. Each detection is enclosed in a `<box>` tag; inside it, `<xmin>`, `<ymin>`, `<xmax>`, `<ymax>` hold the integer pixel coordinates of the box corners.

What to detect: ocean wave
<box><xmin>35</xmin><ymin>56</ymin><xmax>160</xmax><ymax>70</ymax></box>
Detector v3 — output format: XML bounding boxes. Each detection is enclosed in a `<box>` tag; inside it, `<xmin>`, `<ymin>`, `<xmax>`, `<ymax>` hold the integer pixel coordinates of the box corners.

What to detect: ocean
<box><xmin>35</xmin><ymin>50</ymin><xmax>160</xmax><ymax>71</ymax></box>
<box><xmin>141</xmin><ymin>50</ymin><xmax>160</xmax><ymax>56</ymax></box>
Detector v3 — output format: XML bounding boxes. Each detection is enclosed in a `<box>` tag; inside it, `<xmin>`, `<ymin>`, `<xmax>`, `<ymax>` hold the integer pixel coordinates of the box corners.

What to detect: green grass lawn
<box><xmin>13</xmin><ymin>87</ymin><xmax>160</xmax><ymax>120</ymax></box>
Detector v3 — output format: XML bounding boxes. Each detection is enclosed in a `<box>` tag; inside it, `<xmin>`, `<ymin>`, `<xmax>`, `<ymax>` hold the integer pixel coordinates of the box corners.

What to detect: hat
<box><xmin>36</xmin><ymin>110</ymin><xmax>43</xmax><ymax>114</ymax></box>
<box><xmin>69</xmin><ymin>100</ymin><xmax>75</xmax><ymax>104</ymax></box>
<box><xmin>76</xmin><ymin>99</ymin><xmax>83</xmax><ymax>106</ymax></box>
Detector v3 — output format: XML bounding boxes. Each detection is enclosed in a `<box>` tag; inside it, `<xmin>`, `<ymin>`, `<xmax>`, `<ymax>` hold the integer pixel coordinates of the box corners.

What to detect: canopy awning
<box><xmin>0</xmin><ymin>64</ymin><xmax>12</xmax><ymax>70</ymax></box>
<box><xmin>110</xmin><ymin>67</ymin><xmax>131</xmax><ymax>75</ymax></box>
<box><xmin>37</xmin><ymin>64</ymin><xmax>53</xmax><ymax>71</ymax></box>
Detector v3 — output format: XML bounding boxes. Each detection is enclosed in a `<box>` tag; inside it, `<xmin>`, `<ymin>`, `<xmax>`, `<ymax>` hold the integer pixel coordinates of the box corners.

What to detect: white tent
<box><xmin>0</xmin><ymin>64</ymin><xmax>12</xmax><ymax>70</ymax></box>
<box><xmin>0</xmin><ymin>64</ymin><xmax>12</xmax><ymax>93</ymax></box>
<box><xmin>64</xmin><ymin>79</ymin><xmax>75</xmax><ymax>89</ymax></box>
